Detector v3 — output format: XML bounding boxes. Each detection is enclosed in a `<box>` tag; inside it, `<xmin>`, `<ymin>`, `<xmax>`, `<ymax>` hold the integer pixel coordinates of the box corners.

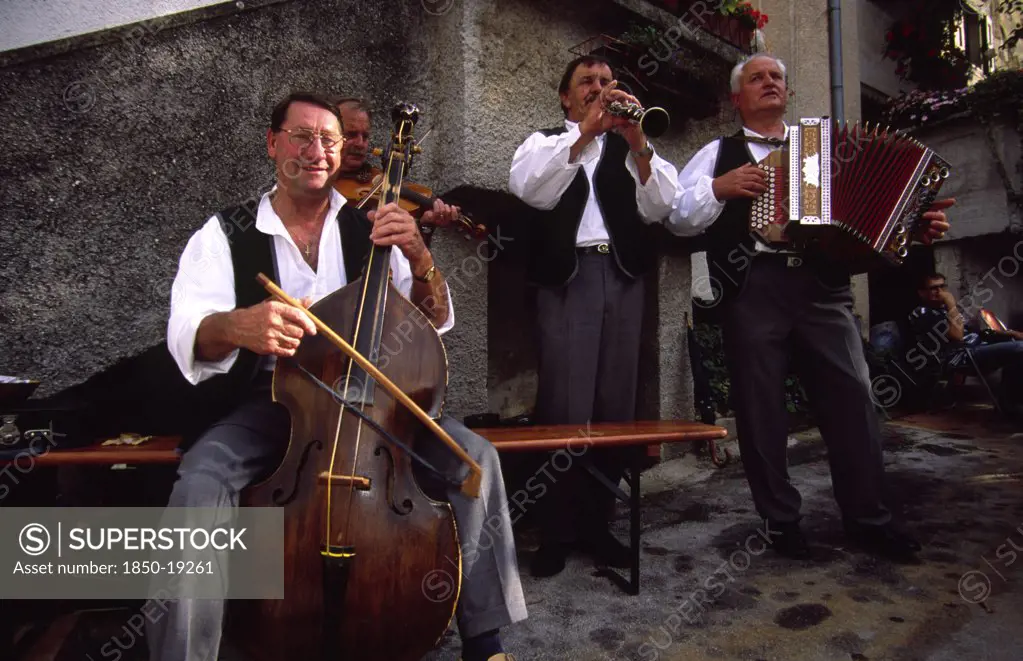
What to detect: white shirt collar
<box><xmin>256</xmin><ymin>185</ymin><xmax>347</xmax><ymax>238</ymax></box>
<box><xmin>742</xmin><ymin>122</ymin><xmax>789</xmax><ymax>141</ymax></box>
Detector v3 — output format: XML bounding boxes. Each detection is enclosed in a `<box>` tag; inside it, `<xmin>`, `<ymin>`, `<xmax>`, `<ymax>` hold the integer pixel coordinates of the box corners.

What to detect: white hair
<box><xmin>729</xmin><ymin>53</ymin><xmax>787</xmax><ymax>94</ymax></box>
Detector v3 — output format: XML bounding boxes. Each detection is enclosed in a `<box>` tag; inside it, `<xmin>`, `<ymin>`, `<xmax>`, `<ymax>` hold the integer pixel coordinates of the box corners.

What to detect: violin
<box><xmin>334</xmin><ymin>162</ymin><xmax>487</xmax><ymax>241</ymax></box>
<box><xmin>231</xmin><ymin>102</ymin><xmax>482</xmax><ymax>661</ymax></box>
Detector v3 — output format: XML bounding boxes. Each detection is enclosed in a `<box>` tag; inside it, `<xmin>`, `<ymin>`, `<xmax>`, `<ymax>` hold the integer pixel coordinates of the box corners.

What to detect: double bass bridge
<box><xmin>318</xmin><ymin>472</ymin><xmax>371</xmax><ymax>491</ymax></box>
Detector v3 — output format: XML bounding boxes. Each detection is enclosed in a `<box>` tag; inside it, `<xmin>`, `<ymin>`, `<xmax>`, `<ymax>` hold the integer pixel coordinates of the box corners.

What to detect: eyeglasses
<box><xmin>279</xmin><ymin>128</ymin><xmax>344</xmax><ymax>151</ymax></box>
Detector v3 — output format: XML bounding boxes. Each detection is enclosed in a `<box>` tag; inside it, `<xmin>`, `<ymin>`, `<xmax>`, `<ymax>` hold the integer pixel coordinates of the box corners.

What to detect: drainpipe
<box><xmin>828</xmin><ymin>0</ymin><xmax>844</xmax><ymax>123</ymax></box>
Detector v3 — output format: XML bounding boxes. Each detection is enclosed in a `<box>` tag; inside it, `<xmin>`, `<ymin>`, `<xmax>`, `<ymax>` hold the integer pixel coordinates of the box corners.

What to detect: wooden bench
<box><xmin>0</xmin><ymin>420</ymin><xmax>728</xmax><ymax>595</ymax></box>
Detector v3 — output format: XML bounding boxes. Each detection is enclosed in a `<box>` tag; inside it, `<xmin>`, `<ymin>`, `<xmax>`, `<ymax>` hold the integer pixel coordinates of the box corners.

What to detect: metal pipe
<box><xmin>828</xmin><ymin>0</ymin><xmax>844</xmax><ymax>123</ymax></box>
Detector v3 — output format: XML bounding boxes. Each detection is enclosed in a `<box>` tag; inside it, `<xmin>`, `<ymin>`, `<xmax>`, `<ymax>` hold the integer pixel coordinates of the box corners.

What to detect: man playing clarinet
<box><xmin>509</xmin><ymin>55</ymin><xmax>681</xmax><ymax>577</ymax></box>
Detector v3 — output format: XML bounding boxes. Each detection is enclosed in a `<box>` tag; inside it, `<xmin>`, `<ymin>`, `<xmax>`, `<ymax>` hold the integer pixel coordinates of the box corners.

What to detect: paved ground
<box><xmin>26</xmin><ymin>404</ymin><xmax>1023</xmax><ymax>661</ymax></box>
<box><xmin>420</xmin><ymin>404</ymin><xmax>1023</xmax><ymax>661</ymax></box>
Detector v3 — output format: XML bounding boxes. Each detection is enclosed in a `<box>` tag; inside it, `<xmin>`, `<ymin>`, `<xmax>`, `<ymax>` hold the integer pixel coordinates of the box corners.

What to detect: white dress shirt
<box><xmin>668</xmin><ymin>124</ymin><xmax>792</xmax><ymax>253</ymax></box>
<box><xmin>167</xmin><ymin>187</ymin><xmax>455</xmax><ymax>385</ymax></box>
<box><xmin>508</xmin><ymin>120</ymin><xmax>681</xmax><ymax>244</ymax></box>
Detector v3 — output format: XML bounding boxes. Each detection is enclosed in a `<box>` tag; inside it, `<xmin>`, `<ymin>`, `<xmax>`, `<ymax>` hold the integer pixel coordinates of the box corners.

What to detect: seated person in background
<box><xmin>908</xmin><ymin>272</ymin><xmax>1023</xmax><ymax>415</ymax></box>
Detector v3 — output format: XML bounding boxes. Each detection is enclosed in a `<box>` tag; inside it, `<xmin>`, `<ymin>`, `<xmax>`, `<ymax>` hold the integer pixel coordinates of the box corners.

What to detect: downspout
<box><xmin>828</xmin><ymin>0</ymin><xmax>844</xmax><ymax>123</ymax></box>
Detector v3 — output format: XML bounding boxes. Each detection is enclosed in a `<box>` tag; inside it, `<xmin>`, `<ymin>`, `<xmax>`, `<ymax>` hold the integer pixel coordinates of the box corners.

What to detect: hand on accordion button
<box><xmin>712</xmin><ymin>164</ymin><xmax>769</xmax><ymax>201</ymax></box>
<box><xmin>915</xmin><ymin>197</ymin><xmax>956</xmax><ymax>245</ymax></box>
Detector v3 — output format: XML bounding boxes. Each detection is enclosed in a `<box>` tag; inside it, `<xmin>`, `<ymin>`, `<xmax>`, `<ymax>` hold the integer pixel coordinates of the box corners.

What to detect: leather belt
<box><xmin>756</xmin><ymin>252</ymin><xmax>806</xmax><ymax>268</ymax></box>
<box><xmin>756</xmin><ymin>251</ymin><xmax>852</xmax><ymax>286</ymax></box>
<box><xmin>577</xmin><ymin>243</ymin><xmax>611</xmax><ymax>255</ymax></box>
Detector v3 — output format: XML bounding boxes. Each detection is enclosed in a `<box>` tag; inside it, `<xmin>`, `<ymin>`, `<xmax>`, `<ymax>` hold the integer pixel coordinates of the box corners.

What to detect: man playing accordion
<box><xmin>667</xmin><ymin>53</ymin><xmax>953</xmax><ymax>562</ymax></box>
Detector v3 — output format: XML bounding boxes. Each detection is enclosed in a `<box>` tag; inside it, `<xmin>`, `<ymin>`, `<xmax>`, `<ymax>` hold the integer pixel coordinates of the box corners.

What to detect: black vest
<box><xmin>525</xmin><ymin>127</ymin><xmax>655</xmax><ymax>287</ymax></box>
<box><xmin>701</xmin><ymin>132</ymin><xmax>760</xmax><ymax>311</ymax></box>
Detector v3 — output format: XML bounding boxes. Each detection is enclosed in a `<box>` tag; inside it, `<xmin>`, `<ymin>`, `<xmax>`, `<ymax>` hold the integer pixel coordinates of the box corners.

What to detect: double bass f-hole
<box><xmin>232</xmin><ymin>101</ymin><xmax>482</xmax><ymax>661</ymax></box>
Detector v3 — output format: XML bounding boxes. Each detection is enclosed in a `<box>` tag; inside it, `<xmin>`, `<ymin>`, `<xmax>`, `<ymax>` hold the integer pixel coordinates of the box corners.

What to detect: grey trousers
<box><xmin>532</xmin><ymin>253</ymin><xmax>645</xmax><ymax>543</ymax></box>
<box><xmin>144</xmin><ymin>381</ymin><xmax>527</xmax><ymax>661</ymax></box>
<box><xmin>721</xmin><ymin>255</ymin><xmax>891</xmax><ymax>526</ymax></box>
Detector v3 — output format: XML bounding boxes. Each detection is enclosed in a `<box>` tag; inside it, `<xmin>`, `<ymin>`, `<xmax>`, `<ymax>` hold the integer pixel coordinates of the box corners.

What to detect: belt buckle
<box><xmin>786</xmin><ymin>256</ymin><xmax>803</xmax><ymax>268</ymax></box>
<box><xmin>597</xmin><ymin>243</ymin><xmax>610</xmax><ymax>254</ymax></box>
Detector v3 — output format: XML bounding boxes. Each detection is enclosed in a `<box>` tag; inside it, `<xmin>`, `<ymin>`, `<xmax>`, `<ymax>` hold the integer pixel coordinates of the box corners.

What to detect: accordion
<box><xmin>750</xmin><ymin>117</ymin><xmax>951</xmax><ymax>273</ymax></box>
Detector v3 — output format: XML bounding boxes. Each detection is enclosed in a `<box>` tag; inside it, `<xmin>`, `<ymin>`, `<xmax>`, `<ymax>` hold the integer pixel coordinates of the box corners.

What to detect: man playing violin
<box><xmin>509</xmin><ymin>55</ymin><xmax>681</xmax><ymax>577</ymax></box>
<box><xmin>333</xmin><ymin>96</ymin><xmax>463</xmax><ymax>230</ymax></box>
<box><xmin>146</xmin><ymin>91</ymin><xmax>525</xmax><ymax>661</ymax></box>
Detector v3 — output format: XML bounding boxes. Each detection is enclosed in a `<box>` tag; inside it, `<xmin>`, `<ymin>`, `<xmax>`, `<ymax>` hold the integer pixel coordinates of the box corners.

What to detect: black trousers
<box><xmin>532</xmin><ymin>253</ymin><xmax>644</xmax><ymax>544</ymax></box>
<box><xmin>721</xmin><ymin>254</ymin><xmax>891</xmax><ymax>526</ymax></box>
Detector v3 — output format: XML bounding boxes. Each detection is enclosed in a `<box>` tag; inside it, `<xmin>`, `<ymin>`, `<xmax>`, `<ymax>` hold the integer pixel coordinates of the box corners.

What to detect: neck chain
<box><xmin>270</xmin><ymin>193</ymin><xmax>321</xmax><ymax>260</ymax></box>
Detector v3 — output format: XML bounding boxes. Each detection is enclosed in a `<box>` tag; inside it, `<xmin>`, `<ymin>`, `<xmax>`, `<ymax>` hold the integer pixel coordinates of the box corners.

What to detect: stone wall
<box><xmin>1</xmin><ymin>0</ymin><xmax>748</xmax><ymax>430</ymax></box>
<box><xmin>911</xmin><ymin>115</ymin><xmax>1022</xmax><ymax>239</ymax></box>
<box><xmin>0</xmin><ymin>0</ymin><xmax>430</xmax><ymax>402</ymax></box>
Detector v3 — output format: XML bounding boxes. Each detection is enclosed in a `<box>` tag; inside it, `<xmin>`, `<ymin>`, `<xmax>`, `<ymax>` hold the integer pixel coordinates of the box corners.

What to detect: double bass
<box><xmin>230</xmin><ymin>102</ymin><xmax>483</xmax><ymax>661</ymax></box>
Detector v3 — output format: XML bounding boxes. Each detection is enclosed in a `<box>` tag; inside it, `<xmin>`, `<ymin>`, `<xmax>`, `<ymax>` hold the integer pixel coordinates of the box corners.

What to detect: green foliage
<box><xmin>882</xmin><ymin>0</ymin><xmax>971</xmax><ymax>90</ymax></box>
<box><xmin>882</xmin><ymin>67</ymin><xmax>1023</xmax><ymax>130</ymax></box>
<box><xmin>619</xmin><ymin>22</ymin><xmax>661</xmax><ymax>49</ymax></box>
<box><xmin>692</xmin><ymin>322</ymin><xmax>730</xmax><ymax>414</ymax></box>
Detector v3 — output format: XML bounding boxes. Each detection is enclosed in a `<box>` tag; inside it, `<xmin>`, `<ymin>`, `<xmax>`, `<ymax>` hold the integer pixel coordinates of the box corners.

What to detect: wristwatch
<box><xmin>631</xmin><ymin>143</ymin><xmax>654</xmax><ymax>159</ymax></box>
<box><xmin>414</xmin><ymin>264</ymin><xmax>437</xmax><ymax>283</ymax></box>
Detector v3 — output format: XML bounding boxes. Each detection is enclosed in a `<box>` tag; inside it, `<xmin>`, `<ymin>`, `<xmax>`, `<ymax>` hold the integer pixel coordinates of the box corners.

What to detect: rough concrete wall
<box><xmin>0</xmin><ymin>0</ymin><xmax>232</xmax><ymax>52</ymax></box>
<box><xmin>401</xmin><ymin>0</ymin><xmax>490</xmax><ymax>422</ymax></box>
<box><xmin>912</xmin><ymin>115</ymin><xmax>1021</xmax><ymax>239</ymax></box>
<box><xmin>857</xmin><ymin>0</ymin><xmax>913</xmax><ymax>99</ymax></box>
<box><xmin>938</xmin><ymin>236</ymin><xmax>1023</xmax><ymax>331</ymax></box>
<box><xmin>0</xmin><ymin>0</ymin><xmax>425</xmax><ymax>399</ymax></box>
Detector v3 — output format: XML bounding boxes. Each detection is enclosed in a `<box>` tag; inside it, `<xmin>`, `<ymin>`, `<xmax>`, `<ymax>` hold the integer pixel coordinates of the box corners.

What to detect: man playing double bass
<box><xmin>146</xmin><ymin>91</ymin><xmax>525</xmax><ymax>661</ymax></box>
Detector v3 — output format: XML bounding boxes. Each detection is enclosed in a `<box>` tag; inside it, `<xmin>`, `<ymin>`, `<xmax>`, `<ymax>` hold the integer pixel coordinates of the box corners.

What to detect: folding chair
<box><xmin>945</xmin><ymin>345</ymin><xmax>1004</xmax><ymax>415</ymax></box>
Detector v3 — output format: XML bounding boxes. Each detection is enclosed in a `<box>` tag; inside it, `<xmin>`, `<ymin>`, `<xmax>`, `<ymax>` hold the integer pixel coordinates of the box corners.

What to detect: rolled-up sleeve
<box><xmin>166</xmin><ymin>216</ymin><xmax>239</xmax><ymax>385</ymax></box>
<box><xmin>625</xmin><ymin>149</ymin><xmax>679</xmax><ymax>223</ymax></box>
<box><xmin>508</xmin><ymin>126</ymin><xmax>598</xmax><ymax>210</ymax></box>
<box><xmin>391</xmin><ymin>250</ymin><xmax>455</xmax><ymax>336</ymax></box>
<box><xmin>666</xmin><ymin>139</ymin><xmax>726</xmax><ymax>237</ymax></box>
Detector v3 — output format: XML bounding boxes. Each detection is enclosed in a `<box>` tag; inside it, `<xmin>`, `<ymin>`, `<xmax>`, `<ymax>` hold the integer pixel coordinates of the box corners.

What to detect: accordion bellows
<box><xmin>751</xmin><ymin>117</ymin><xmax>951</xmax><ymax>273</ymax></box>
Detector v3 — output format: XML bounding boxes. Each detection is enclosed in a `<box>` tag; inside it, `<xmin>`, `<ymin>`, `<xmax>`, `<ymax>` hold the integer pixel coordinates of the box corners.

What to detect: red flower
<box><xmin>885</xmin><ymin>30</ymin><xmax>894</xmax><ymax>42</ymax></box>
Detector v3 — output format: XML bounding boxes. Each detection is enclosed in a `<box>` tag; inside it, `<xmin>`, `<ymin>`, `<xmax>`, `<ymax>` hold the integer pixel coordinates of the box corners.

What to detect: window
<box><xmin>961</xmin><ymin>8</ymin><xmax>991</xmax><ymax>74</ymax></box>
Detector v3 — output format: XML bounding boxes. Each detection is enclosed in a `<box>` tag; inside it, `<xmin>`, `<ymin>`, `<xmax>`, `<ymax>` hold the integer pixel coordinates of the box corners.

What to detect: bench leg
<box><xmin>581</xmin><ymin>450</ymin><xmax>642</xmax><ymax>596</ymax></box>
